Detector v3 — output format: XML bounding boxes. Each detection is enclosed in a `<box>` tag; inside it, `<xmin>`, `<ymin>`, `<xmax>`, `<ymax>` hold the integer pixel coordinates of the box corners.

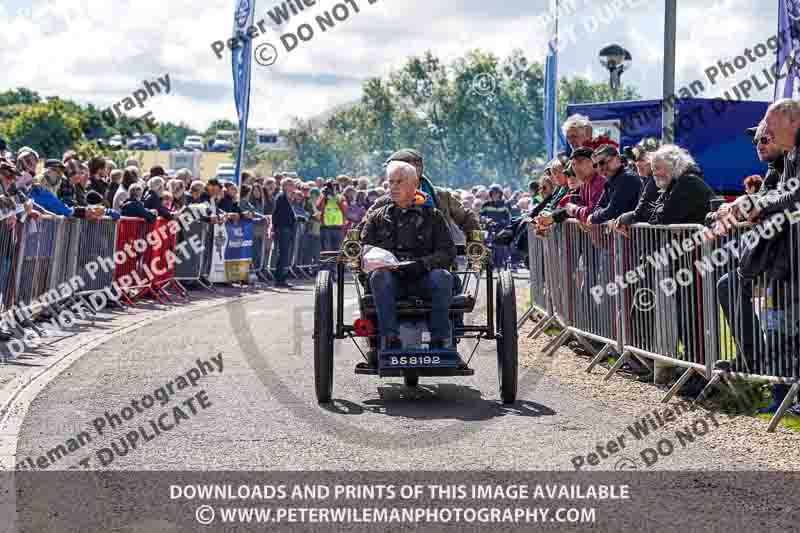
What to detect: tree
<box><xmin>204</xmin><ymin>119</ymin><xmax>237</xmax><ymax>142</ymax></box>
<box><xmin>0</xmin><ymin>88</ymin><xmax>41</xmax><ymax>107</ymax></box>
<box><xmin>153</xmin><ymin>121</ymin><xmax>200</xmax><ymax>149</ymax></box>
<box><xmin>558</xmin><ymin>77</ymin><xmax>639</xmax><ymax>117</ymax></box>
<box><xmin>0</xmin><ymin>100</ymin><xmax>83</xmax><ymax>159</ymax></box>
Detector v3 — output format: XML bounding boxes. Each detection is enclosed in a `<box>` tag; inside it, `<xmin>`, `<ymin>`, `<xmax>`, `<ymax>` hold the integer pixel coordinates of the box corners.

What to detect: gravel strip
<box><xmin>518</xmin><ymin>319</ymin><xmax>800</xmax><ymax>471</ymax></box>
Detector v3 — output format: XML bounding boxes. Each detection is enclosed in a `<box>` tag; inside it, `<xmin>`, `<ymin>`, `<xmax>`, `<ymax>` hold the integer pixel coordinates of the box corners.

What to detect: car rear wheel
<box><xmin>496</xmin><ymin>270</ymin><xmax>518</xmax><ymax>404</ymax></box>
<box><xmin>314</xmin><ymin>271</ymin><xmax>334</xmax><ymax>403</ymax></box>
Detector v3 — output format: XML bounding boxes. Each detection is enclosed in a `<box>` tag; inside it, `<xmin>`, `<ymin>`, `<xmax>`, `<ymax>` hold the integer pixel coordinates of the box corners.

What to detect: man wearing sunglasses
<box><xmin>586</xmin><ymin>145</ymin><xmax>641</xmax><ymax>226</ymax></box>
<box><xmin>748</xmin><ymin>122</ymin><xmax>784</xmax><ymax>193</ymax></box>
<box><xmin>709</xmin><ymin>122</ymin><xmax>784</xmax><ymax>231</ymax></box>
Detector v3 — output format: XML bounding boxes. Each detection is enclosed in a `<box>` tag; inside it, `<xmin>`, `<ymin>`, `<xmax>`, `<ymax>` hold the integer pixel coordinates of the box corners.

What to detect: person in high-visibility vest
<box><xmin>316</xmin><ymin>179</ymin><xmax>348</xmax><ymax>279</ymax></box>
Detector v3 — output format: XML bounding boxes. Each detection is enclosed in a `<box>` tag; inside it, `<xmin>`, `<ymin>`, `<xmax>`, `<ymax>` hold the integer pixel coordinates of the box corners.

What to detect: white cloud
<box><xmin>0</xmin><ymin>0</ymin><xmax>779</xmax><ymax>130</ymax></box>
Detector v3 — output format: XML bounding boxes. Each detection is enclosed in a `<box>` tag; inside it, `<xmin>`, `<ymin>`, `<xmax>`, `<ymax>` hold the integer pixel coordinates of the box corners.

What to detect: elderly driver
<box><xmin>361</xmin><ymin>161</ymin><xmax>456</xmax><ymax>357</ymax></box>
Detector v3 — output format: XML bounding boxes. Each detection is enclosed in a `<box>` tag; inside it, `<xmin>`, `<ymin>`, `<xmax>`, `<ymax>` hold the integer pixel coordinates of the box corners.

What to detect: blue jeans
<box><xmin>274</xmin><ymin>226</ymin><xmax>295</xmax><ymax>282</ymax></box>
<box><xmin>369</xmin><ymin>269</ymin><xmax>453</xmax><ymax>339</ymax></box>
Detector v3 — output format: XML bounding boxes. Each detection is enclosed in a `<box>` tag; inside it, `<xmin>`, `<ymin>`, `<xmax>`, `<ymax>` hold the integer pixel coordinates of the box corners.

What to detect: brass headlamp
<box><xmin>465</xmin><ymin>230</ymin><xmax>487</xmax><ymax>271</ymax></box>
<box><xmin>341</xmin><ymin>229</ymin><xmax>363</xmax><ymax>270</ymax></box>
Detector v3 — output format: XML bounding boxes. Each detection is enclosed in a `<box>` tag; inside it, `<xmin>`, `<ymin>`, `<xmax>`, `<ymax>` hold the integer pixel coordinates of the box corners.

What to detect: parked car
<box><xmin>109</xmin><ymin>134</ymin><xmax>125</xmax><ymax>149</ymax></box>
<box><xmin>127</xmin><ymin>133</ymin><xmax>158</xmax><ymax>150</ymax></box>
<box><xmin>211</xmin><ymin>130</ymin><xmax>235</xmax><ymax>152</ymax></box>
<box><xmin>216</xmin><ymin>163</ymin><xmax>235</xmax><ymax>175</ymax></box>
<box><xmin>215</xmin><ymin>169</ymin><xmax>236</xmax><ymax>182</ymax></box>
<box><xmin>183</xmin><ymin>135</ymin><xmax>204</xmax><ymax>151</ymax></box>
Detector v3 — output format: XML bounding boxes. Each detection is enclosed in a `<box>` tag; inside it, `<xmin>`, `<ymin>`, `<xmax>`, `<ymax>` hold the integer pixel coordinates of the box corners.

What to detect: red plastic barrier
<box><xmin>148</xmin><ymin>218</ymin><xmax>186</xmax><ymax>301</ymax></box>
<box><xmin>112</xmin><ymin>217</ymin><xmax>185</xmax><ymax>305</ymax></box>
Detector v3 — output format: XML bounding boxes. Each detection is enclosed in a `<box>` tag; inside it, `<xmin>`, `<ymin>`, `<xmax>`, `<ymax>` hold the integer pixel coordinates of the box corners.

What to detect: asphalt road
<box><xmin>14</xmin><ymin>278</ymin><xmax>768</xmax><ymax>471</ymax></box>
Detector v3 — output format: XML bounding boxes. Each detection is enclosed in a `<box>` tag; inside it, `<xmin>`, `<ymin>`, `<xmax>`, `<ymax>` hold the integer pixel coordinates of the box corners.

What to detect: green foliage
<box><xmin>281</xmin><ymin>49</ymin><xmax>640</xmax><ymax>187</ymax></box>
<box><xmin>0</xmin><ymin>100</ymin><xmax>83</xmax><ymax>159</ymax></box>
<box><xmin>0</xmin><ymin>49</ymin><xmax>640</xmax><ymax>184</ymax></box>
<box><xmin>153</xmin><ymin>121</ymin><xmax>200</xmax><ymax>149</ymax></box>
<box><xmin>204</xmin><ymin>119</ymin><xmax>237</xmax><ymax>146</ymax></box>
<box><xmin>0</xmin><ymin>88</ymin><xmax>41</xmax><ymax>107</ymax></box>
<box><xmin>73</xmin><ymin>139</ymin><xmax>106</xmax><ymax>161</ymax></box>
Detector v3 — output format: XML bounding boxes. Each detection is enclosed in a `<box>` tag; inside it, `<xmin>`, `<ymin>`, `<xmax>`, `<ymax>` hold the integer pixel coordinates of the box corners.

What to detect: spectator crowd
<box><xmin>2</xmin><ymin>98</ymin><xmax>800</xmax><ymax>419</ymax></box>
<box><xmin>512</xmin><ymin>102</ymin><xmax>800</xmax><ymax>417</ymax></box>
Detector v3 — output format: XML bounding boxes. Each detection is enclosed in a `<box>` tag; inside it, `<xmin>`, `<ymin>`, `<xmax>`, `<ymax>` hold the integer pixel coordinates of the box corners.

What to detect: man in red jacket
<box><xmin>538</xmin><ymin>148</ymin><xmax>607</xmax><ymax>227</ymax></box>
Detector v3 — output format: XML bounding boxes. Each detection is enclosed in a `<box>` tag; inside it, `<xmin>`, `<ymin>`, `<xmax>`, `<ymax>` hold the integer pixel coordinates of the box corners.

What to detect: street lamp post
<box><xmin>663</xmin><ymin>0</ymin><xmax>677</xmax><ymax>143</ymax></box>
<box><xmin>598</xmin><ymin>44</ymin><xmax>632</xmax><ymax>100</ymax></box>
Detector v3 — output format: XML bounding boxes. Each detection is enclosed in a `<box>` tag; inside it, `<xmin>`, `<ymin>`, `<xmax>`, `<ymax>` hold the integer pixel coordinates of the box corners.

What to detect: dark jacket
<box><xmin>218</xmin><ymin>194</ymin><xmax>241</xmax><ymax>214</ymax></box>
<box><xmin>360</xmin><ymin>200</ymin><xmax>455</xmax><ymax>271</ymax></box>
<box><xmin>551</xmin><ymin>189</ymin><xmax>582</xmax><ymax>223</ymax></box>
<box><xmin>106</xmin><ymin>182</ymin><xmax>120</xmax><ymax>207</ymax></box>
<box><xmin>648</xmin><ymin>168</ymin><xmax>713</xmax><ymax>225</ymax></box>
<box><xmin>143</xmin><ymin>189</ymin><xmax>173</xmax><ymax>220</ymax></box>
<box><xmin>480</xmin><ymin>200</ymin><xmax>512</xmax><ymax>228</ymax></box>
<box><xmin>88</xmin><ymin>176</ymin><xmax>108</xmax><ymax>204</ymax></box>
<box><xmin>121</xmin><ymin>198</ymin><xmax>157</xmax><ymax>223</ymax></box>
<box><xmin>758</xmin><ymin>140</ymin><xmax>800</xmax><ymax>217</ymax></box>
<box><xmin>760</xmin><ymin>157</ymin><xmax>784</xmax><ymax>194</ymax></box>
<box><xmin>704</xmin><ymin>158</ymin><xmax>785</xmax><ymax>227</ymax></box>
<box><xmin>590</xmin><ymin>165</ymin><xmax>642</xmax><ymax>225</ymax></box>
<box><xmin>530</xmin><ymin>186</ymin><xmax>569</xmax><ymax>219</ymax></box>
<box><xmin>357</xmin><ymin>177</ymin><xmax>480</xmax><ymax>236</ymax></box>
<box><xmin>58</xmin><ymin>178</ymin><xmax>85</xmax><ymax>207</ymax></box>
<box><xmin>619</xmin><ymin>174</ymin><xmax>660</xmax><ymax>226</ymax></box>
<box><xmin>272</xmin><ymin>191</ymin><xmax>296</xmax><ymax>229</ymax></box>
<box><xmin>420</xmin><ymin>175</ymin><xmax>480</xmax><ymax>234</ymax></box>
<box><xmin>263</xmin><ymin>196</ymin><xmax>275</xmax><ymax>216</ymax></box>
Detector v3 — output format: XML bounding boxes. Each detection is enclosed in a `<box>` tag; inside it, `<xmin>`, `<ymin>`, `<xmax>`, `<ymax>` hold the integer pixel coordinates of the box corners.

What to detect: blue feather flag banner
<box><xmin>544</xmin><ymin>42</ymin><xmax>558</xmax><ymax>161</ymax></box>
<box><xmin>232</xmin><ymin>0</ymin><xmax>256</xmax><ymax>185</ymax></box>
<box><xmin>776</xmin><ymin>0</ymin><xmax>800</xmax><ymax>99</ymax></box>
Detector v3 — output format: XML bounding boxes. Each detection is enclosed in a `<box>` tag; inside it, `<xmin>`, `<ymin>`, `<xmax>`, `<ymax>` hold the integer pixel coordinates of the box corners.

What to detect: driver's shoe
<box><xmin>356</xmin><ymin>350</ymin><xmax>378</xmax><ymax>370</ymax></box>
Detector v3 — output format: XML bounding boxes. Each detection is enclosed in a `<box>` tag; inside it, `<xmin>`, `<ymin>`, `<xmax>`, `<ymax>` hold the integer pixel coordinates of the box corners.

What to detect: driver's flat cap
<box><xmin>385</xmin><ymin>148</ymin><xmax>423</xmax><ymax>166</ymax></box>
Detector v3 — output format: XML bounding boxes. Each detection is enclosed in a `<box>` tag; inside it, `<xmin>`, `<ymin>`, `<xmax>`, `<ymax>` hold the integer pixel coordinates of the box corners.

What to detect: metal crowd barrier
<box><xmin>175</xmin><ymin>219</ymin><xmax>212</xmax><ymax>290</ymax></box>
<box><xmin>566</xmin><ymin>221</ymin><xmax>620</xmax><ymax>359</ymax></box>
<box><xmin>519</xmin><ymin>223</ymin><xmax>558</xmax><ymax>337</ymax></box>
<box><xmin>49</xmin><ymin>218</ymin><xmax>81</xmax><ymax>303</ymax></box>
<box><xmin>74</xmin><ymin>217</ymin><xmax>117</xmax><ymax>299</ymax></box>
<box><xmin>612</xmin><ymin>224</ymin><xmax>711</xmax><ymax>391</ymax></box>
<box><xmin>14</xmin><ymin>217</ymin><xmax>60</xmax><ymax>311</ymax></box>
<box><xmin>289</xmin><ymin>223</ymin><xmax>313</xmax><ymax>279</ymax></box>
<box><xmin>699</xmin><ymin>220</ymin><xmax>800</xmax><ymax>430</ymax></box>
<box><xmin>0</xmin><ymin>219</ymin><xmax>18</xmax><ymax>312</ymax></box>
<box><xmin>525</xmin><ymin>217</ymin><xmax>800</xmax><ymax>431</ymax></box>
<box><xmin>260</xmin><ymin>216</ymin><xmax>274</xmax><ymax>281</ymax></box>
<box><xmin>249</xmin><ymin>218</ymin><xmax>267</xmax><ymax>282</ymax></box>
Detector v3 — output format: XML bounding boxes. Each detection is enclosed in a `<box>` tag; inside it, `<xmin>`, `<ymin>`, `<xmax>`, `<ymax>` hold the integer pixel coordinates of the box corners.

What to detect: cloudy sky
<box><xmin>0</xmin><ymin>0</ymin><xmax>783</xmax><ymax>131</ymax></box>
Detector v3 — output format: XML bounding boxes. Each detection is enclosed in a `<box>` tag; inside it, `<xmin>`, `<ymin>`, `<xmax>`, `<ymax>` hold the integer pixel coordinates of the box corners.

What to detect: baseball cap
<box><xmin>45</xmin><ymin>159</ymin><xmax>66</xmax><ymax>171</ymax></box>
<box><xmin>593</xmin><ymin>144</ymin><xmax>620</xmax><ymax>159</ymax></box>
<box><xmin>16</xmin><ymin>146</ymin><xmax>39</xmax><ymax>161</ymax></box>
<box><xmin>570</xmin><ymin>147</ymin><xmax>594</xmax><ymax>160</ymax></box>
<box><xmin>385</xmin><ymin>148</ymin><xmax>423</xmax><ymax>166</ymax></box>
